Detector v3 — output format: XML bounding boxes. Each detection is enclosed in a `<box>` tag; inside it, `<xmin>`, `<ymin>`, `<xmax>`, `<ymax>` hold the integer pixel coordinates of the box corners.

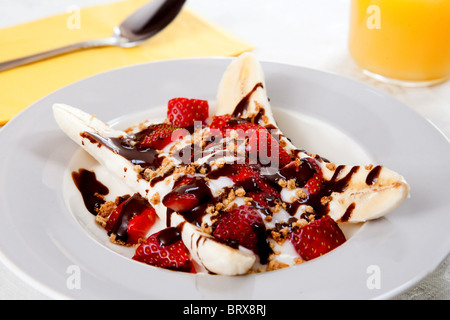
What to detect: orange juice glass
<box><xmin>349</xmin><ymin>0</ymin><xmax>450</xmax><ymax>86</ymax></box>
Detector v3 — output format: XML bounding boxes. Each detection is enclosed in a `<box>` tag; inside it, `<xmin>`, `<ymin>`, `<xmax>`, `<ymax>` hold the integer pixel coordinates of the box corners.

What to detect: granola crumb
<box><xmin>267</xmin><ymin>258</ymin><xmax>289</xmax><ymax>271</ymax></box>
<box><xmin>235</xmin><ymin>187</ymin><xmax>246</xmax><ymax>197</ymax></box>
<box><xmin>365</xmin><ymin>164</ymin><xmax>374</xmax><ymax>170</ymax></box>
<box><xmin>326</xmin><ymin>162</ymin><xmax>337</xmax><ymax>171</ymax></box>
<box><xmin>296</xmin><ymin>189</ymin><xmax>307</xmax><ymax>200</ymax></box>
<box><xmin>287</xmin><ymin>178</ymin><xmax>297</xmax><ymax>190</ymax></box>
<box><xmin>150</xmin><ymin>192</ymin><xmax>160</xmax><ymax>205</ymax></box>
<box><xmin>95</xmin><ymin>214</ymin><xmax>108</xmax><ymax>227</ymax></box>
<box><xmin>201</xmin><ymin>222</ymin><xmax>212</xmax><ymax>234</ymax></box>
<box><xmin>143</xmin><ymin>168</ymin><xmax>157</xmax><ymax>181</ymax></box>
<box><xmin>320</xmin><ymin>195</ymin><xmax>332</xmax><ymax>205</ymax></box>
<box><xmin>224</xmin><ymin>201</ymin><xmax>237</xmax><ymax>212</ymax></box>
<box><xmin>305</xmin><ymin>205</ymin><xmax>315</xmax><ymax>214</ymax></box>
<box><xmin>277</xmin><ymin>179</ymin><xmax>287</xmax><ymax>188</ymax></box>
<box><xmin>292</xmin><ymin>218</ymin><xmax>308</xmax><ymax>229</ymax></box>
<box><xmin>97</xmin><ymin>201</ymin><xmax>115</xmax><ymax>217</ymax></box>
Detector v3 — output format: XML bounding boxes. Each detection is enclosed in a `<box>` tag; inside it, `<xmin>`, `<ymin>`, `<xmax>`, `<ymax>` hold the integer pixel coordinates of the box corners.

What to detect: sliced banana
<box><xmin>170</xmin><ymin>213</ymin><xmax>256</xmax><ymax>275</ymax></box>
<box><xmin>215</xmin><ymin>53</ymin><xmax>409</xmax><ymax>223</ymax></box>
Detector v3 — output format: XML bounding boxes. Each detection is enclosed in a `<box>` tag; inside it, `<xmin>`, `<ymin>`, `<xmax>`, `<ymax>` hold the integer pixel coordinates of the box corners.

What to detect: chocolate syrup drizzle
<box><xmin>232</xmin><ymin>82</ymin><xmax>264</xmax><ymax>117</ymax></box>
<box><xmin>80</xmin><ymin>132</ymin><xmax>164</xmax><ymax>170</ymax></box>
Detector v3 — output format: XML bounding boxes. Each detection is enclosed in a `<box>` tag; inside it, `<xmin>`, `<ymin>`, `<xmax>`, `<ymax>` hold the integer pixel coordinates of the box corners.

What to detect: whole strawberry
<box><xmin>290</xmin><ymin>215</ymin><xmax>346</xmax><ymax>261</ymax></box>
<box><xmin>133</xmin><ymin>227</ymin><xmax>195</xmax><ymax>273</ymax></box>
<box><xmin>167</xmin><ymin>98</ymin><xmax>209</xmax><ymax>128</ymax></box>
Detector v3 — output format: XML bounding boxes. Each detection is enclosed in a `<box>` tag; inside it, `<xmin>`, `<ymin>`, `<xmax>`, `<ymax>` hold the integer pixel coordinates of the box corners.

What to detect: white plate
<box><xmin>0</xmin><ymin>58</ymin><xmax>448</xmax><ymax>300</ymax></box>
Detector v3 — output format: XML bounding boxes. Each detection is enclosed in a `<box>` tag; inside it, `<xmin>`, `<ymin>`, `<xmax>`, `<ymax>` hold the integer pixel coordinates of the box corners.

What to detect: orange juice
<box><xmin>349</xmin><ymin>0</ymin><xmax>450</xmax><ymax>84</ymax></box>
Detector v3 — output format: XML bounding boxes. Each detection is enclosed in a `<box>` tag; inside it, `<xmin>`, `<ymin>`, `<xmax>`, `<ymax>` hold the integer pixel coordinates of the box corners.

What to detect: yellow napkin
<box><xmin>0</xmin><ymin>0</ymin><xmax>253</xmax><ymax>125</ymax></box>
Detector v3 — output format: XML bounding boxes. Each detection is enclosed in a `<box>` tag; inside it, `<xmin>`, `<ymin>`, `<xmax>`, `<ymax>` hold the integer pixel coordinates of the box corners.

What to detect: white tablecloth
<box><xmin>0</xmin><ymin>0</ymin><xmax>448</xmax><ymax>300</ymax></box>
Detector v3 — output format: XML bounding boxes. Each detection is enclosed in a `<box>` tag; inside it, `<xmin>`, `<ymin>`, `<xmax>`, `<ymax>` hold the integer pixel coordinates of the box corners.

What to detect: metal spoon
<box><xmin>0</xmin><ymin>0</ymin><xmax>186</xmax><ymax>72</ymax></box>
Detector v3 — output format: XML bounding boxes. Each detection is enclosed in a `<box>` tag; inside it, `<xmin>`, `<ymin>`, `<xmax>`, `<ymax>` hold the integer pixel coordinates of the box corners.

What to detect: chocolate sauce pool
<box><xmin>72</xmin><ymin>168</ymin><xmax>109</xmax><ymax>215</ymax></box>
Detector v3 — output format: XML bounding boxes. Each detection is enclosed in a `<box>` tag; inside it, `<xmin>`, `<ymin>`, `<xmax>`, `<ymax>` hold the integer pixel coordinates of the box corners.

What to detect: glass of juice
<box><xmin>349</xmin><ymin>0</ymin><xmax>450</xmax><ymax>86</ymax></box>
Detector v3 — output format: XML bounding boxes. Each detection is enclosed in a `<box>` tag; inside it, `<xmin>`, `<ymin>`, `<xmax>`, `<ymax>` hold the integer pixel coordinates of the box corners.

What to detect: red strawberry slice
<box><xmin>247</xmin><ymin>127</ymin><xmax>291</xmax><ymax>167</ymax></box>
<box><xmin>290</xmin><ymin>215</ymin><xmax>346</xmax><ymax>261</ymax></box>
<box><xmin>304</xmin><ymin>172</ymin><xmax>324</xmax><ymax>195</ymax></box>
<box><xmin>162</xmin><ymin>177</ymin><xmax>211</xmax><ymax>212</ymax></box>
<box><xmin>173</xmin><ymin>175</ymin><xmax>196</xmax><ymax>188</ymax></box>
<box><xmin>212</xmin><ymin>205</ymin><xmax>266</xmax><ymax>254</ymax></box>
<box><xmin>138</xmin><ymin>123</ymin><xmax>179</xmax><ymax>150</ymax></box>
<box><xmin>162</xmin><ymin>192</ymin><xmax>200</xmax><ymax>212</ymax></box>
<box><xmin>105</xmin><ymin>193</ymin><xmax>157</xmax><ymax>245</ymax></box>
<box><xmin>231</xmin><ymin>122</ymin><xmax>261</xmax><ymax>138</ymax></box>
<box><xmin>133</xmin><ymin>227</ymin><xmax>195</xmax><ymax>273</ymax></box>
<box><xmin>230</xmin><ymin>164</ymin><xmax>260</xmax><ymax>184</ymax></box>
<box><xmin>167</xmin><ymin>98</ymin><xmax>209</xmax><ymax>128</ymax></box>
<box><xmin>209</xmin><ymin>115</ymin><xmax>231</xmax><ymax>135</ymax></box>
<box><xmin>126</xmin><ymin>207</ymin><xmax>158</xmax><ymax>244</ymax></box>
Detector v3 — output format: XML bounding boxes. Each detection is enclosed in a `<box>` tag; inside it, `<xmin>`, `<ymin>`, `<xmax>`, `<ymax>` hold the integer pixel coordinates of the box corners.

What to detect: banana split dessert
<box><xmin>53</xmin><ymin>53</ymin><xmax>410</xmax><ymax>275</ymax></box>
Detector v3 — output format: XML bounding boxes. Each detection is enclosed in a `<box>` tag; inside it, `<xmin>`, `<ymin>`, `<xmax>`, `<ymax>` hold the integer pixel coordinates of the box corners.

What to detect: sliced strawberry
<box><xmin>290</xmin><ymin>215</ymin><xmax>346</xmax><ymax>261</ymax></box>
<box><xmin>162</xmin><ymin>192</ymin><xmax>200</xmax><ymax>212</ymax></box>
<box><xmin>300</xmin><ymin>158</ymin><xmax>324</xmax><ymax>194</ymax></box>
<box><xmin>230</xmin><ymin>164</ymin><xmax>260</xmax><ymax>184</ymax></box>
<box><xmin>127</xmin><ymin>206</ymin><xmax>158</xmax><ymax>244</ymax></box>
<box><xmin>133</xmin><ymin>227</ymin><xmax>195</xmax><ymax>273</ymax></box>
<box><xmin>137</xmin><ymin>123</ymin><xmax>179</xmax><ymax>150</ymax></box>
<box><xmin>105</xmin><ymin>200</ymin><xmax>126</xmax><ymax>233</ymax></box>
<box><xmin>105</xmin><ymin>193</ymin><xmax>157</xmax><ymax>245</ymax></box>
<box><xmin>167</xmin><ymin>98</ymin><xmax>209</xmax><ymax>128</ymax></box>
<box><xmin>162</xmin><ymin>177</ymin><xmax>211</xmax><ymax>212</ymax></box>
<box><xmin>303</xmin><ymin>171</ymin><xmax>324</xmax><ymax>195</ymax></box>
<box><xmin>173</xmin><ymin>175</ymin><xmax>196</xmax><ymax>188</ymax></box>
<box><xmin>212</xmin><ymin>205</ymin><xmax>266</xmax><ymax>254</ymax></box>
<box><xmin>247</xmin><ymin>127</ymin><xmax>291</xmax><ymax>167</ymax></box>
<box><xmin>209</xmin><ymin>115</ymin><xmax>231</xmax><ymax>135</ymax></box>
<box><xmin>231</xmin><ymin>122</ymin><xmax>260</xmax><ymax>139</ymax></box>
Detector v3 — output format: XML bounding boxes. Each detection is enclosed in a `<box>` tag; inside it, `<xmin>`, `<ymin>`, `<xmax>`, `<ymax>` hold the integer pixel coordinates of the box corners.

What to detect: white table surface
<box><xmin>0</xmin><ymin>0</ymin><xmax>448</xmax><ymax>300</ymax></box>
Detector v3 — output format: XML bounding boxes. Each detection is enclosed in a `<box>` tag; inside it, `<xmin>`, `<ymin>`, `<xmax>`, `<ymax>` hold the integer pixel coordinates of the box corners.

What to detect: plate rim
<box><xmin>0</xmin><ymin>57</ymin><xmax>449</xmax><ymax>300</ymax></box>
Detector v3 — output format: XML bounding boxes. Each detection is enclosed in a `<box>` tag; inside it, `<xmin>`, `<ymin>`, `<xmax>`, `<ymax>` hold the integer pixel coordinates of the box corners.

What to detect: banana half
<box><xmin>216</xmin><ymin>52</ymin><xmax>409</xmax><ymax>223</ymax></box>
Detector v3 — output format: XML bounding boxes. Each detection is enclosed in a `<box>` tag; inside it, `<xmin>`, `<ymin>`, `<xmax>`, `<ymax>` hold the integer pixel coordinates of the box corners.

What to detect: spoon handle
<box><xmin>0</xmin><ymin>37</ymin><xmax>118</xmax><ymax>72</ymax></box>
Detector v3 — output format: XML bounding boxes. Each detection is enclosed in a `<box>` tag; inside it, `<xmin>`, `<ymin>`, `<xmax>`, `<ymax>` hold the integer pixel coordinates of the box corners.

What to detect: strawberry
<box><xmin>173</xmin><ymin>175</ymin><xmax>196</xmax><ymax>188</ymax></box>
<box><xmin>212</xmin><ymin>205</ymin><xmax>266</xmax><ymax>254</ymax></box>
<box><xmin>167</xmin><ymin>98</ymin><xmax>209</xmax><ymax>128</ymax></box>
<box><xmin>133</xmin><ymin>227</ymin><xmax>195</xmax><ymax>273</ymax></box>
<box><xmin>105</xmin><ymin>193</ymin><xmax>157</xmax><ymax>245</ymax></box>
<box><xmin>302</xmin><ymin>158</ymin><xmax>324</xmax><ymax>194</ymax></box>
<box><xmin>303</xmin><ymin>172</ymin><xmax>324</xmax><ymax>195</ymax></box>
<box><xmin>162</xmin><ymin>192</ymin><xmax>200</xmax><ymax>212</ymax></box>
<box><xmin>230</xmin><ymin>164</ymin><xmax>260</xmax><ymax>184</ymax></box>
<box><xmin>138</xmin><ymin>123</ymin><xmax>179</xmax><ymax>150</ymax></box>
<box><xmin>231</xmin><ymin>122</ymin><xmax>260</xmax><ymax>138</ymax></box>
<box><xmin>247</xmin><ymin>127</ymin><xmax>291</xmax><ymax>167</ymax></box>
<box><xmin>162</xmin><ymin>176</ymin><xmax>211</xmax><ymax>212</ymax></box>
<box><xmin>290</xmin><ymin>215</ymin><xmax>346</xmax><ymax>261</ymax></box>
<box><xmin>209</xmin><ymin>115</ymin><xmax>231</xmax><ymax>135</ymax></box>
<box><xmin>229</xmin><ymin>164</ymin><xmax>280</xmax><ymax>199</ymax></box>
<box><xmin>126</xmin><ymin>207</ymin><xmax>158</xmax><ymax>244</ymax></box>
